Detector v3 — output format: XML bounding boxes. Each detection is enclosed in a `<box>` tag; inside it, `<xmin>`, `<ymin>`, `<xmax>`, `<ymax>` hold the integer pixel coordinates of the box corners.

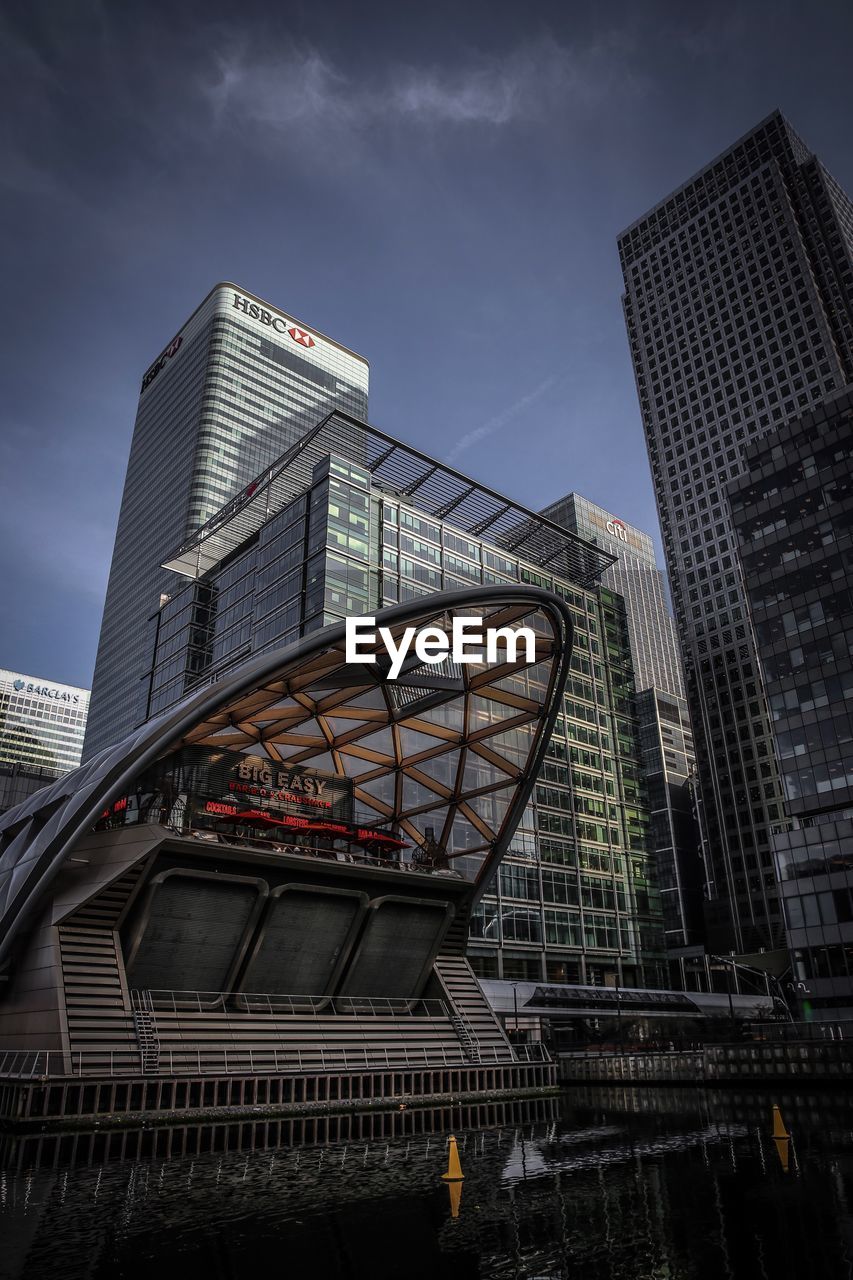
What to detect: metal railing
<box><xmin>743</xmin><ymin>1019</ymin><xmax>851</xmax><ymax>1044</ymax></box>
<box><xmin>0</xmin><ymin>1039</ymin><xmax>542</xmax><ymax>1081</ymax></box>
<box><xmin>133</xmin><ymin>990</ymin><xmax>450</xmax><ymax>1018</ymax></box>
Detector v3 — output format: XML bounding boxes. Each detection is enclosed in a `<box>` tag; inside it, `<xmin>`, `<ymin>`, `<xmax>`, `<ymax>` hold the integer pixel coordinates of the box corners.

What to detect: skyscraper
<box><xmin>542</xmin><ymin>494</ymin><xmax>706</xmax><ymax>961</ymax></box>
<box><xmin>540</xmin><ymin>493</ymin><xmax>685</xmax><ymax>698</ymax></box>
<box><xmin>619</xmin><ymin>110</ymin><xmax>853</xmax><ymax>951</ymax></box>
<box><xmin>83</xmin><ymin>284</ymin><xmax>369</xmax><ymax>759</ymax></box>
<box><xmin>730</xmin><ymin>388</ymin><xmax>853</xmax><ymax>1018</ymax></box>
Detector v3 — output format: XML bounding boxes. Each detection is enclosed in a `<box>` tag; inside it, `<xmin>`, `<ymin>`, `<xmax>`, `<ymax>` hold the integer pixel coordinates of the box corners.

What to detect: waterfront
<box><xmin>2</xmin><ymin>1088</ymin><xmax>852</xmax><ymax>1279</ymax></box>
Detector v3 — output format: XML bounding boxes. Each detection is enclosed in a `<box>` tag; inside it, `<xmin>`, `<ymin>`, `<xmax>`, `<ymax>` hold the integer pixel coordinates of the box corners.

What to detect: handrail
<box><xmin>132</xmin><ymin>989</ymin><xmax>450</xmax><ymax>1018</ymax></box>
<box><xmin>0</xmin><ymin>1039</ymin><xmax>538</xmax><ymax>1080</ymax></box>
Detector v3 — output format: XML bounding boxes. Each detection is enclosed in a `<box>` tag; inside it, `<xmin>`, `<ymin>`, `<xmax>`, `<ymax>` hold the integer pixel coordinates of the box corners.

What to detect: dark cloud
<box><xmin>1</xmin><ymin>0</ymin><xmax>852</xmax><ymax>685</ymax></box>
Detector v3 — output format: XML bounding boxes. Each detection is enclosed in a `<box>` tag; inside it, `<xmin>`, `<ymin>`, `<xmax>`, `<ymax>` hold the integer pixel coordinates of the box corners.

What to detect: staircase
<box><xmin>131</xmin><ymin>990</ymin><xmax>161</xmax><ymax>1073</ymax></box>
<box><xmin>447</xmin><ymin>1006</ymin><xmax>482</xmax><ymax>1063</ymax></box>
<box><xmin>434</xmin><ymin>956</ymin><xmax>515</xmax><ymax>1063</ymax></box>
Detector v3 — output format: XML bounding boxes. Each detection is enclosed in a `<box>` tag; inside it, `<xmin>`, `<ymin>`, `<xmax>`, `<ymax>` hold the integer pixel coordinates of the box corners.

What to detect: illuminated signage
<box><xmin>11</xmin><ymin>678</ymin><xmax>81</xmax><ymax>705</ymax></box>
<box><xmin>141</xmin><ymin>333</ymin><xmax>183</xmax><ymax>393</ymax></box>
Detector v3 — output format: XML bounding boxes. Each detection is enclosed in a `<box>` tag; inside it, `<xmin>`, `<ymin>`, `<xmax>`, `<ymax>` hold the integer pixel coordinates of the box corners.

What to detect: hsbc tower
<box><xmin>84</xmin><ymin>284</ymin><xmax>369</xmax><ymax>758</ymax></box>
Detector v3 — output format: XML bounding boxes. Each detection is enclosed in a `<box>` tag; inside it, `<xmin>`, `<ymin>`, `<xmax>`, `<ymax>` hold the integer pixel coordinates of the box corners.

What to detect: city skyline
<box><xmin>2</xmin><ymin>2</ymin><xmax>853</xmax><ymax>687</ymax></box>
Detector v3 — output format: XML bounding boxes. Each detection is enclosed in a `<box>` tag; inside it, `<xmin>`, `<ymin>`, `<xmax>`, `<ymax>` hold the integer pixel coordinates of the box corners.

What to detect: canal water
<box><xmin>2</xmin><ymin>1087</ymin><xmax>852</xmax><ymax>1279</ymax></box>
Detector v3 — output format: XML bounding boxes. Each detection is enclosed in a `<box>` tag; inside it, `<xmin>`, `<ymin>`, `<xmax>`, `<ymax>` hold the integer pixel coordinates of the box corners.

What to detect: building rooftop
<box><xmin>162</xmin><ymin>411</ymin><xmax>616</xmax><ymax>589</ymax></box>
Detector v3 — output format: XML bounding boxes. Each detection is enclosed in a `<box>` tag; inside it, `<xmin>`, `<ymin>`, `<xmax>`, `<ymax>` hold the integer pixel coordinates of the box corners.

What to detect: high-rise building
<box><xmin>0</xmin><ymin>669</ymin><xmax>89</xmax><ymax>812</ymax></box>
<box><xmin>147</xmin><ymin>410</ymin><xmax>666</xmax><ymax>988</ymax></box>
<box><xmin>729</xmin><ymin>387</ymin><xmax>853</xmax><ymax>1018</ymax></box>
<box><xmin>619</xmin><ymin>110</ymin><xmax>853</xmax><ymax>952</ymax></box>
<box><xmin>542</xmin><ymin>494</ymin><xmax>706</xmax><ymax>961</ymax></box>
<box><xmin>540</xmin><ymin>493</ymin><xmax>685</xmax><ymax>698</ymax></box>
<box><xmin>83</xmin><ymin>283</ymin><xmax>369</xmax><ymax>759</ymax></box>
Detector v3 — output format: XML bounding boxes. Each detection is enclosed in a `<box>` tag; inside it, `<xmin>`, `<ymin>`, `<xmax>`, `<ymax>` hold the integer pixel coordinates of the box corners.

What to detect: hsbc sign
<box><xmin>232</xmin><ymin>293</ymin><xmax>316</xmax><ymax>349</ymax></box>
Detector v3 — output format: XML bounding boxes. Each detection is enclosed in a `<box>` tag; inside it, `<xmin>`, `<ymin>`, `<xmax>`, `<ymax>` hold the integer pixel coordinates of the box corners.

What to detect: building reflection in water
<box><xmin>2</xmin><ymin>1090</ymin><xmax>852</xmax><ymax>1279</ymax></box>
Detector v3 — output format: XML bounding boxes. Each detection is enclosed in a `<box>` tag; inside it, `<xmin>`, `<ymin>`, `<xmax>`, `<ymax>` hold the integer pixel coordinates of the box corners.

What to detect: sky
<box><xmin>2</xmin><ymin>0</ymin><xmax>853</xmax><ymax>689</ymax></box>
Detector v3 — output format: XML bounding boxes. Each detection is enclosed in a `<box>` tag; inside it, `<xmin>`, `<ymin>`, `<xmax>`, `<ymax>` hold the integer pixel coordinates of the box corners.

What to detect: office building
<box><xmin>541</xmin><ymin>493</ymin><xmax>685</xmax><ymax>698</ymax></box>
<box><xmin>143</xmin><ymin>411</ymin><xmax>666</xmax><ymax>988</ymax></box>
<box><xmin>730</xmin><ymin>388</ymin><xmax>853</xmax><ymax>1018</ymax></box>
<box><xmin>619</xmin><ymin>110</ymin><xmax>853</xmax><ymax>952</ymax></box>
<box><xmin>542</xmin><ymin>495</ymin><xmax>705</xmax><ymax>963</ymax></box>
<box><xmin>84</xmin><ymin>283</ymin><xmax>369</xmax><ymax>759</ymax></box>
<box><xmin>0</xmin><ymin>669</ymin><xmax>89</xmax><ymax>812</ymax></box>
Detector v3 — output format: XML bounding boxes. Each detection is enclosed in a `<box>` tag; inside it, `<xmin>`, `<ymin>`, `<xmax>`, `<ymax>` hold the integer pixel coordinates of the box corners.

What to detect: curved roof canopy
<box><xmin>0</xmin><ymin>587</ymin><xmax>572</xmax><ymax>968</ymax></box>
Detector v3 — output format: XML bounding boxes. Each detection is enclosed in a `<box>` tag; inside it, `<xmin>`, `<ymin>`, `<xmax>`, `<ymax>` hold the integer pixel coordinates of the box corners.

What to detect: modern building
<box><xmin>729</xmin><ymin>387</ymin><xmax>853</xmax><ymax>1018</ymax></box>
<box><xmin>84</xmin><ymin>283</ymin><xmax>369</xmax><ymax>759</ymax></box>
<box><xmin>0</xmin><ymin>587</ymin><xmax>568</xmax><ymax>1111</ymax></box>
<box><xmin>619</xmin><ymin>110</ymin><xmax>853</xmax><ymax>952</ymax></box>
<box><xmin>0</xmin><ymin>669</ymin><xmax>89</xmax><ymax>812</ymax></box>
<box><xmin>541</xmin><ymin>495</ymin><xmax>706</xmax><ymax>965</ymax></box>
<box><xmin>147</xmin><ymin>411</ymin><xmax>666</xmax><ymax>990</ymax></box>
<box><xmin>541</xmin><ymin>493</ymin><xmax>685</xmax><ymax>698</ymax></box>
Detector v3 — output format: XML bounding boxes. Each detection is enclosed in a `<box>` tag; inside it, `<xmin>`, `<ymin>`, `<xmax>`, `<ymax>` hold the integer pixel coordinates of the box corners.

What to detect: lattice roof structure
<box><xmin>0</xmin><ymin>587</ymin><xmax>573</xmax><ymax>968</ymax></box>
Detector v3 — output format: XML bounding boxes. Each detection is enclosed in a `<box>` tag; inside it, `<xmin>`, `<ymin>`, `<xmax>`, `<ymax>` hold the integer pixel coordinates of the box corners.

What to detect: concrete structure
<box><xmin>619</xmin><ymin>110</ymin><xmax>853</xmax><ymax>952</ymax></box>
<box><xmin>84</xmin><ymin>284</ymin><xmax>369</xmax><ymax>758</ymax></box>
<box><xmin>0</xmin><ymin>587</ymin><xmax>570</xmax><ymax>1114</ymax></box>
<box><xmin>730</xmin><ymin>386</ymin><xmax>853</xmax><ymax>1019</ymax></box>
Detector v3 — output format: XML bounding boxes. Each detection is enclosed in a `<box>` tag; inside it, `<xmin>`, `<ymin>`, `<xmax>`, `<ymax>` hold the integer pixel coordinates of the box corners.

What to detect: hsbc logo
<box><xmin>232</xmin><ymin>294</ymin><xmax>317</xmax><ymax>350</ymax></box>
<box><xmin>606</xmin><ymin>518</ymin><xmax>629</xmax><ymax>543</ymax></box>
<box><xmin>288</xmin><ymin>326</ymin><xmax>315</xmax><ymax>348</ymax></box>
<box><xmin>141</xmin><ymin>333</ymin><xmax>183</xmax><ymax>393</ymax></box>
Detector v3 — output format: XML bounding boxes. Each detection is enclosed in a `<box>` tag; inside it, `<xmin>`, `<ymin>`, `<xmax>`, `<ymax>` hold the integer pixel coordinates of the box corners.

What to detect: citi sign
<box><xmin>232</xmin><ymin>293</ymin><xmax>316</xmax><ymax>348</ymax></box>
<box><xmin>345</xmin><ymin>618</ymin><xmax>536</xmax><ymax>680</ymax></box>
<box><xmin>606</xmin><ymin>518</ymin><xmax>629</xmax><ymax>543</ymax></box>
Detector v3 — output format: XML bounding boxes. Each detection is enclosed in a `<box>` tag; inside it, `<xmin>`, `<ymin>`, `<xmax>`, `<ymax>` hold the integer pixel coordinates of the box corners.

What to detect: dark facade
<box><xmin>619</xmin><ymin>110</ymin><xmax>853</xmax><ymax>952</ymax></box>
<box><xmin>84</xmin><ymin>284</ymin><xmax>368</xmax><ymax>759</ymax></box>
<box><xmin>730</xmin><ymin>387</ymin><xmax>853</xmax><ymax>1017</ymax></box>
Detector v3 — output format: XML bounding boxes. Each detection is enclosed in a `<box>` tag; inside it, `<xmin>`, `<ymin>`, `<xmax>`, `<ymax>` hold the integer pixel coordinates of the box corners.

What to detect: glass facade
<box><xmin>542</xmin><ymin>492</ymin><xmax>685</xmax><ymax>699</ymax></box>
<box><xmin>84</xmin><ymin>284</ymin><xmax>369</xmax><ymax>759</ymax></box>
<box><xmin>0</xmin><ymin>669</ymin><xmax>89</xmax><ymax>775</ymax></box>
<box><xmin>144</xmin><ymin>421</ymin><xmax>666</xmax><ymax>989</ymax></box>
<box><xmin>619</xmin><ymin>110</ymin><xmax>853</xmax><ymax>952</ymax></box>
<box><xmin>542</xmin><ymin>494</ymin><xmax>705</xmax><ymax>965</ymax></box>
<box><xmin>730</xmin><ymin>387</ymin><xmax>853</xmax><ymax>1017</ymax></box>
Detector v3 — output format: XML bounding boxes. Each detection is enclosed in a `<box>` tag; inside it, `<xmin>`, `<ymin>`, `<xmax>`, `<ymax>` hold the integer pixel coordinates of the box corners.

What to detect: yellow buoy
<box><xmin>442</xmin><ymin>1134</ymin><xmax>464</xmax><ymax>1181</ymax></box>
<box><xmin>447</xmin><ymin>1178</ymin><xmax>463</xmax><ymax>1219</ymax></box>
<box><xmin>772</xmin><ymin>1104</ymin><xmax>789</xmax><ymax>1140</ymax></box>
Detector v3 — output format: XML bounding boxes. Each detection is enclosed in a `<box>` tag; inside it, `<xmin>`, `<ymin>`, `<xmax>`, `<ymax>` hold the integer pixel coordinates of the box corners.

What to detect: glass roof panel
<box><xmin>355</xmin><ymin>727</ymin><xmax>396</xmax><ymax>757</ymax></box>
<box><xmin>401</xmin><ymin>775</ymin><xmax>446</xmax><ymax>814</ymax></box>
<box><xmin>493</xmin><ymin>660</ymin><xmax>553</xmax><ymax>700</ymax></box>
<box><xmin>354</xmin><ymin>773</ymin><xmax>396</xmax><ymax>805</ymax></box>
<box><xmin>410</xmin><ymin>750</ymin><xmax>460</xmax><ymax>790</ymax></box>
<box><xmin>447</xmin><ymin>813</ymin><xmax>491</xmax><ymax>852</ymax></box>
<box><xmin>469</xmin><ymin>694</ymin><xmax>527</xmax><ymax>729</ymax></box>
<box><xmin>460</xmin><ymin>751</ymin><xmax>500</xmax><ymax>793</ymax></box>
<box><xmin>398</xmin><ymin>726</ymin><xmax>445</xmax><ymax>756</ymax></box>
<box><xmin>342</xmin><ymin>685</ymin><xmax>389</xmax><ymax>710</ymax></box>
<box><xmin>404</xmin><ymin>700</ymin><xmax>465</xmax><ymax>732</ymax></box>
<box><xmin>476</xmin><ymin>724</ymin><xmax>535</xmax><ymax>764</ymax></box>
<box><xmin>465</xmin><ymin>788</ymin><xmax>514</xmax><ymax>831</ymax></box>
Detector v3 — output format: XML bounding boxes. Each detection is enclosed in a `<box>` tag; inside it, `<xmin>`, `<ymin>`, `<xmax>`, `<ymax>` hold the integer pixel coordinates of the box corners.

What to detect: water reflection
<box><xmin>1</xmin><ymin>1088</ymin><xmax>852</xmax><ymax>1279</ymax></box>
